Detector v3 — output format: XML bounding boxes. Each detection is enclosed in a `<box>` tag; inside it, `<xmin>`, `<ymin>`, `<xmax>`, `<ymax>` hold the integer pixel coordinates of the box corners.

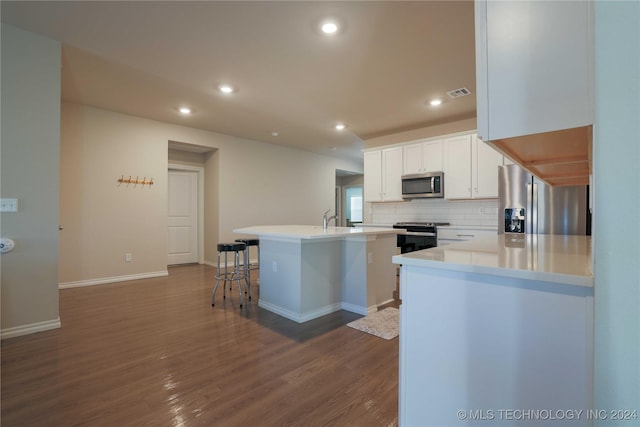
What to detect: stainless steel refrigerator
<box><xmin>498</xmin><ymin>164</ymin><xmax>591</xmax><ymax>235</ymax></box>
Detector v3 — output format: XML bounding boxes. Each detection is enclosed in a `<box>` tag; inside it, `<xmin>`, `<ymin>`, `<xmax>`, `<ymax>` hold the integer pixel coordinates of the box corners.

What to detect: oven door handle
<box><xmin>403</xmin><ymin>231</ymin><xmax>436</xmax><ymax>237</ymax></box>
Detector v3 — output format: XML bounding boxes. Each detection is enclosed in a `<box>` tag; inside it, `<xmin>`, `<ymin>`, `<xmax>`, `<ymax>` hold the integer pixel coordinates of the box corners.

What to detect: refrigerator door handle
<box><xmin>531</xmin><ymin>183</ymin><xmax>538</xmax><ymax>234</ymax></box>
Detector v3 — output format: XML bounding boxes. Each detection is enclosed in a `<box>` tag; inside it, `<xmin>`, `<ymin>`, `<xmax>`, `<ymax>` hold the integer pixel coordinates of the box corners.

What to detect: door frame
<box><xmin>168</xmin><ymin>163</ymin><xmax>205</xmax><ymax>265</ymax></box>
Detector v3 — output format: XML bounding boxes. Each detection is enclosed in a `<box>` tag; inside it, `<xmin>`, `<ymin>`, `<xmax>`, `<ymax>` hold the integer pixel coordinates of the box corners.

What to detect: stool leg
<box><xmin>212</xmin><ymin>250</ymin><xmax>222</xmax><ymax>306</ymax></box>
<box><xmin>256</xmin><ymin>244</ymin><xmax>260</xmax><ymax>286</ymax></box>
<box><xmin>244</xmin><ymin>247</ymin><xmax>251</xmax><ymax>301</ymax></box>
<box><xmin>223</xmin><ymin>250</ymin><xmax>228</xmax><ymax>300</ymax></box>
<box><xmin>229</xmin><ymin>249</ymin><xmax>233</xmax><ymax>291</ymax></box>
<box><xmin>235</xmin><ymin>250</ymin><xmax>244</xmax><ymax>308</ymax></box>
<box><xmin>242</xmin><ymin>245</ymin><xmax>251</xmax><ymax>292</ymax></box>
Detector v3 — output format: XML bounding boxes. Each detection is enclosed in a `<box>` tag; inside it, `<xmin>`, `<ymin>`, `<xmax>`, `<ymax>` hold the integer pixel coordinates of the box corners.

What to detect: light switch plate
<box><xmin>0</xmin><ymin>198</ymin><xmax>18</xmax><ymax>212</ymax></box>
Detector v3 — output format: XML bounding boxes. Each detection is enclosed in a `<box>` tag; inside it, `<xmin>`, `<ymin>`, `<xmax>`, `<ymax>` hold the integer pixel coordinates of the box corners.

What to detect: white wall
<box><xmin>60</xmin><ymin>103</ymin><xmax>363</xmax><ymax>285</ymax></box>
<box><xmin>1</xmin><ymin>25</ymin><xmax>61</xmax><ymax>336</ymax></box>
<box><xmin>593</xmin><ymin>1</ymin><xmax>640</xmax><ymax>421</ymax></box>
<box><xmin>364</xmin><ymin>117</ymin><xmax>476</xmax><ymax>149</ymax></box>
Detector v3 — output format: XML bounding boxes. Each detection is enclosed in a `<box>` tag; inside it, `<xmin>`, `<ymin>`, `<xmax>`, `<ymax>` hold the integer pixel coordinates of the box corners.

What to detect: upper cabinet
<box><xmin>443</xmin><ymin>135</ymin><xmax>473</xmax><ymax>199</ymax></box>
<box><xmin>364</xmin><ymin>150</ymin><xmax>383</xmax><ymax>202</ymax></box>
<box><xmin>364</xmin><ymin>146</ymin><xmax>403</xmax><ymax>202</ymax></box>
<box><xmin>402</xmin><ymin>139</ymin><xmax>443</xmax><ymax>175</ymax></box>
<box><xmin>475</xmin><ymin>0</ymin><xmax>593</xmax><ymax>186</ymax></box>
<box><xmin>474</xmin><ymin>135</ymin><xmax>504</xmax><ymax>198</ymax></box>
<box><xmin>364</xmin><ymin>132</ymin><xmax>502</xmax><ymax>203</ymax></box>
<box><xmin>444</xmin><ymin>134</ymin><xmax>503</xmax><ymax>200</ymax></box>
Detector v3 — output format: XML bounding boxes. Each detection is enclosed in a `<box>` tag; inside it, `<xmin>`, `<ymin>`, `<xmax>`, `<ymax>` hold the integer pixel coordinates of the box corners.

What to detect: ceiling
<box><xmin>1</xmin><ymin>1</ymin><xmax>477</xmax><ymax>163</ymax></box>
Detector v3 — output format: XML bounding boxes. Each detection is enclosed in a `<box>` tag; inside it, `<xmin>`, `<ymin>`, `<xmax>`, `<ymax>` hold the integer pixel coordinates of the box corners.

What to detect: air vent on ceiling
<box><xmin>447</xmin><ymin>87</ymin><xmax>472</xmax><ymax>98</ymax></box>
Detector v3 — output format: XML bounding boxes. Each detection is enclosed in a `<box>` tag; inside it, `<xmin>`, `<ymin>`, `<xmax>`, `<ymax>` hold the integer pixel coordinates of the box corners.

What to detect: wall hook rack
<box><xmin>118</xmin><ymin>175</ymin><xmax>154</xmax><ymax>186</ymax></box>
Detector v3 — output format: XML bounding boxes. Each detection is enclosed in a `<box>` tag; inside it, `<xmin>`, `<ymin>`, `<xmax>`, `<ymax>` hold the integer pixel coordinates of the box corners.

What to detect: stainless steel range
<box><xmin>392</xmin><ymin>222</ymin><xmax>450</xmax><ymax>253</ymax></box>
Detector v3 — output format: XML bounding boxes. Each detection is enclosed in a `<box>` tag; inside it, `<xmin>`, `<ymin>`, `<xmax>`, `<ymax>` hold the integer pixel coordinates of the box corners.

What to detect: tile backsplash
<box><xmin>370</xmin><ymin>198</ymin><xmax>498</xmax><ymax>227</ymax></box>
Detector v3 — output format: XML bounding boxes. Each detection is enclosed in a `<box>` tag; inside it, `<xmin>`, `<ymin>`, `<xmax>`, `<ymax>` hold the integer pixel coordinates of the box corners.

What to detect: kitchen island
<box><xmin>393</xmin><ymin>234</ymin><xmax>593</xmax><ymax>426</ymax></box>
<box><xmin>234</xmin><ymin>225</ymin><xmax>399</xmax><ymax>323</ymax></box>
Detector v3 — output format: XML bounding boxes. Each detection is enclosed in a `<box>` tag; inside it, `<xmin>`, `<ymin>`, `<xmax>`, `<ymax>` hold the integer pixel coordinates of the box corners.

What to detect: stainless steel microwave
<box><xmin>401</xmin><ymin>172</ymin><xmax>444</xmax><ymax>199</ymax></box>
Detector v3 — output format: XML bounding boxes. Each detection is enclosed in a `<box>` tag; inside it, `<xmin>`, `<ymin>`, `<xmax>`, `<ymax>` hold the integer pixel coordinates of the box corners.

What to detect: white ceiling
<box><xmin>1</xmin><ymin>1</ymin><xmax>477</xmax><ymax>162</ymax></box>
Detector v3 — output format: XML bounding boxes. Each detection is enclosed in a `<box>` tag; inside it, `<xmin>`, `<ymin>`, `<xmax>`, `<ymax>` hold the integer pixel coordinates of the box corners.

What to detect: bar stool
<box><xmin>211</xmin><ymin>242</ymin><xmax>250</xmax><ymax>308</ymax></box>
<box><xmin>234</xmin><ymin>238</ymin><xmax>260</xmax><ymax>290</ymax></box>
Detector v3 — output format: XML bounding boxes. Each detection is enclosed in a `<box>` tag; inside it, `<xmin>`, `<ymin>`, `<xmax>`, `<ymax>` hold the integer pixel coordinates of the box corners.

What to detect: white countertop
<box><xmin>234</xmin><ymin>225</ymin><xmax>399</xmax><ymax>240</ymax></box>
<box><xmin>393</xmin><ymin>234</ymin><xmax>593</xmax><ymax>287</ymax></box>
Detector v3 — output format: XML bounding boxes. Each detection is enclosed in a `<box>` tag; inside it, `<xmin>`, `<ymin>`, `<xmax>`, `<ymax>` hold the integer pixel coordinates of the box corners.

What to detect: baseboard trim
<box><xmin>341</xmin><ymin>302</ymin><xmax>368</xmax><ymax>316</ymax></box>
<box><xmin>376</xmin><ymin>299</ymin><xmax>395</xmax><ymax>311</ymax></box>
<box><xmin>59</xmin><ymin>271</ymin><xmax>169</xmax><ymax>289</ymax></box>
<box><xmin>258</xmin><ymin>300</ymin><xmax>342</xmax><ymax>323</ymax></box>
<box><xmin>1</xmin><ymin>317</ymin><xmax>61</xmax><ymax>340</ymax></box>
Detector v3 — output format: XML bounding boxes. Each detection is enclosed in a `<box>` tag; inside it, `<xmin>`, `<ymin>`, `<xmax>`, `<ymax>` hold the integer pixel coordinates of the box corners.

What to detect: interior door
<box><xmin>168</xmin><ymin>170</ymin><xmax>198</xmax><ymax>265</ymax></box>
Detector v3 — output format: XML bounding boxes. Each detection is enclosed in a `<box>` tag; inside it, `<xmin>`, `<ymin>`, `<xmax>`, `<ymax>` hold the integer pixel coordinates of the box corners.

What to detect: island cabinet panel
<box><xmin>234</xmin><ymin>226</ymin><xmax>399</xmax><ymax>323</ymax></box>
<box><xmin>475</xmin><ymin>0</ymin><xmax>593</xmax><ymax>142</ymax></box>
<box><xmin>342</xmin><ymin>233</ymin><xmax>397</xmax><ymax>312</ymax></box>
<box><xmin>258</xmin><ymin>238</ymin><xmax>343</xmax><ymax>322</ymax></box>
<box><xmin>398</xmin><ymin>265</ymin><xmax>593</xmax><ymax>427</ymax></box>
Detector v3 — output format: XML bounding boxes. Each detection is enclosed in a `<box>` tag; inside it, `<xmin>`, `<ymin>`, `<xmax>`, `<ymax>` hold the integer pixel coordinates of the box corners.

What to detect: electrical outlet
<box><xmin>272</xmin><ymin>261</ymin><xmax>277</xmax><ymax>272</ymax></box>
<box><xmin>0</xmin><ymin>238</ymin><xmax>15</xmax><ymax>253</ymax></box>
<box><xmin>0</xmin><ymin>198</ymin><xmax>18</xmax><ymax>212</ymax></box>
<box><xmin>125</xmin><ymin>253</ymin><xmax>133</xmax><ymax>262</ymax></box>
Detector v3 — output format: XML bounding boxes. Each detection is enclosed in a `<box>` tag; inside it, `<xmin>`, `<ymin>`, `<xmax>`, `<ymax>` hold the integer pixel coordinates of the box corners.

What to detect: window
<box><xmin>345</xmin><ymin>186</ymin><xmax>363</xmax><ymax>224</ymax></box>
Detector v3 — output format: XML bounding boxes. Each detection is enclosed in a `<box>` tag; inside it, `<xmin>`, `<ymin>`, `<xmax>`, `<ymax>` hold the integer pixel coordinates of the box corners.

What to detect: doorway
<box><xmin>168</xmin><ymin>165</ymin><xmax>204</xmax><ymax>265</ymax></box>
<box><xmin>344</xmin><ymin>186</ymin><xmax>363</xmax><ymax>226</ymax></box>
<box><xmin>335</xmin><ymin>170</ymin><xmax>364</xmax><ymax>227</ymax></box>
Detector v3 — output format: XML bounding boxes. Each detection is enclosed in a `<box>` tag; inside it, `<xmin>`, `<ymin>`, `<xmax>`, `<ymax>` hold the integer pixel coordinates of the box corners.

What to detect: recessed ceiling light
<box><xmin>272</xmin><ymin>131</ymin><xmax>279</xmax><ymax>137</ymax></box>
<box><xmin>430</xmin><ymin>99</ymin><xmax>442</xmax><ymax>107</ymax></box>
<box><xmin>321</xmin><ymin>21</ymin><xmax>339</xmax><ymax>35</ymax></box>
<box><xmin>178</xmin><ymin>107</ymin><xmax>192</xmax><ymax>115</ymax></box>
<box><xmin>335</xmin><ymin>123</ymin><xmax>346</xmax><ymax>131</ymax></box>
<box><xmin>218</xmin><ymin>84</ymin><xmax>234</xmax><ymax>94</ymax></box>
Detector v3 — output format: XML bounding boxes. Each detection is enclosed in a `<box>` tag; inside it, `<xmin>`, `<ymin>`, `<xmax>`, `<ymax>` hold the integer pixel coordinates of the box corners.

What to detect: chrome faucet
<box><xmin>322</xmin><ymin>209</ymin><xmax>338</xmax><ymax>229</ymax></box>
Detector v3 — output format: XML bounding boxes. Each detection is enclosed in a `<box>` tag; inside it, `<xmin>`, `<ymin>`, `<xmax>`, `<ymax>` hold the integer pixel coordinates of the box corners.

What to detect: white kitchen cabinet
<box><xmin>402</xmin><ymin>139</ymin><xmax>443</xmax><ymax>175</ymax></box>
<box><xmin>474</xmin><ymin>135</ymin><xmax>503</xmax><ymax>198</ymax></box>
<box><xmin>364</xmin><ymin>150</ymin><xmax>383</xmax><ymax>202</ymax></box>
<box><xmin>437</xmin><ymin>226</ymin><xmax>497</xmax><ymax>247</ymax></box>
<box><xmin>444</xmin><ymin>134</ymin><xmax>503</xmax><ymax>199</ymax></box>
<box><xmin>396</xmin><ymin>244</ymin><xmax>593</xmax><ymax>426</ymax></box>
<box><xmin>475</xmin><ymin>0</ymin><xmax>593</xmax><ymax>142</ymax></box>
<box><xmin>364</xmin><ymin>147</ymin><xmax>403</xmax><ymax>202</ymax></box>
<box><xmin>443</xmin><ymin>135</ymin><xmax>472</xmax><ymax>199</ymax></box>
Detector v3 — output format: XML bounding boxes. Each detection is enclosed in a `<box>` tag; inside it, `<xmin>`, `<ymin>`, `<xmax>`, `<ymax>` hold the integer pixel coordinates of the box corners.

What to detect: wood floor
<box><xmin>1</xmin><ymin>264</ymin><xmax>399</xmax><ymax>426</ymax></box>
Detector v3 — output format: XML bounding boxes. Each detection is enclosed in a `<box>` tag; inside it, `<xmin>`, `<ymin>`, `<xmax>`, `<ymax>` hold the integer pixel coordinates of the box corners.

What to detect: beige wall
<box><xmin>1</xmin><ymin>26</ymin><xmax>61</xmax><ymax>335</ymax></box>
<box><xmin>364</xmin><ymin>117</ymin><xmax>477</xmax><ymax>148</ymax></box>
<box><xmin>60</xmin><ymin>104</ymin><xmax>169</xmax><ymax>284</ymax></box>
<box><xmin>168</xmin><ymin>149</ymin><xmax>207</xmax><ymax>167</ymax></box>
<box><xmin>60</xmin><ymin>103</ymin><xmax>363</xmax><ymax>284</ymax></box>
